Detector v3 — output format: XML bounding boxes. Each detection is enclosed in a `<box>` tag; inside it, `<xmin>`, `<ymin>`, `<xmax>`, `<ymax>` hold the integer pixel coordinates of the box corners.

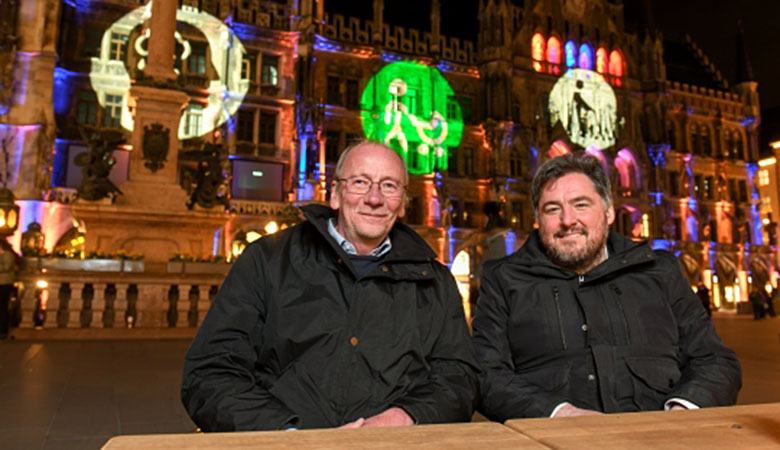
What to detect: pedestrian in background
<box><xmin>0</xmin><ymin>238</ymin><xmax>19</xmax><ymax>339</ymax></box>
<box><xmin>749</xmin><ymin>286</ymin><xmax>764</xmax><ymax>320</ymax></box>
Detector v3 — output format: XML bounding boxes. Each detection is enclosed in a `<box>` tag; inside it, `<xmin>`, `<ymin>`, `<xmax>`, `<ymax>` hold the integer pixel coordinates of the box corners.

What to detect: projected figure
<box><xmin>383</xmin><ymin>78</ymin><xmax>449</xmax><ymax>172</ymax></box>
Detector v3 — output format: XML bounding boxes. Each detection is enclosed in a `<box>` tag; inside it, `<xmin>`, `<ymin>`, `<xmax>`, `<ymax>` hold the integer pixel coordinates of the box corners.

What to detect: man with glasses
<box><xmin>183</xmin><ymin>141</ymin><xmax>478</xmax><ymax>431</ymax></box>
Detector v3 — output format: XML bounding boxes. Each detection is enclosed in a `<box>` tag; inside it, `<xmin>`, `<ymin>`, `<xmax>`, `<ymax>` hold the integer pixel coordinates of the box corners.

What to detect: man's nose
<box><xmin>363</xmin><ymin>183</ymin><xmax>384</xmax><ymax>205</ymax></box>
<box><xmin>560</xmin><ymin>206</ymin><xmax>577</xmax><ymax>226</ymax></box>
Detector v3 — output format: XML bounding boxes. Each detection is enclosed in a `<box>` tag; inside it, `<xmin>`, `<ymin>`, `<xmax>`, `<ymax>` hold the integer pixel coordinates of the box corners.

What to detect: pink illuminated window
<box><xmin>547</xmin><ymin>37</ymin><xmax>562</xmax><ymax>74</ymax></box>
<box><xmin>596</xmin><ymin>47</ymin><xmax>608</xmax><ymax>74</ymax></box>
<box><xmin>615</xmin><ymin>149</ymin><xmax>639</xmax><ymax>189</ymax></box>
<box><xmin>578</xmin><ymin>44</ymin><xmax>593</xmax><ymax>70</ymax></box>
<box><xmin>609</xmin><ymin>50</ymin><xmax>624</xmax><ymax>86</ymax></box>
<box><xmin>532</xmin><ymin>33</ymin><xmax>546</xmax><ymax>72</ymax></box>
<box><xmin>585</xmin><ymin>146</ymin><xmax>609</xmax><ymax>175</ymax></box>
<box><xmin>548</xmin><ymin>140</ymin><xmax>570</xmax><ymax>158</ymax></box>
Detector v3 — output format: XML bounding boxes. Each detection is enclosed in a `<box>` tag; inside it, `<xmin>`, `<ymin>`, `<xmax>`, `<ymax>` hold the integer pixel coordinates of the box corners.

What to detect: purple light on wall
<box><xmin>578</xmin><ymin>44</ymin><xmax>593</xmax><ymax>70</ymax></box>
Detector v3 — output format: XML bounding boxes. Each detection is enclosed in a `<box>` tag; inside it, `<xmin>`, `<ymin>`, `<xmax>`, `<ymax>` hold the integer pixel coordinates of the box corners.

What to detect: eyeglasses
<box><xmin>336</xmin><ymin>176</ymin><xmax>405</xmax><ymax>198</ymax></box>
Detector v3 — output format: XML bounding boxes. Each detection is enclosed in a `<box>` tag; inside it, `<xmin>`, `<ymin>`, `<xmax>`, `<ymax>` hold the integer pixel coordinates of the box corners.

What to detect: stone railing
<box><xmin>15</xmin><ymin>269</ymin><xmax>228</xmax><ymax>330</ymax></box>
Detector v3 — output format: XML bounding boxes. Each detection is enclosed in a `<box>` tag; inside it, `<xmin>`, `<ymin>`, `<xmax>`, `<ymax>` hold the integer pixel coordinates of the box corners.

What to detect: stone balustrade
<box><xmin>15</xmin><ymin>270</ymin><xmax>227</xmax><ymax>330</ymax></box>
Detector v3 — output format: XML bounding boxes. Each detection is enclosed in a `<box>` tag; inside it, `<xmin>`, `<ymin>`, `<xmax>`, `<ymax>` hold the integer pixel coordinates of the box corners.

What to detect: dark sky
<box><xmin>650</xmin><ymin>0</ymin><xmax>779</xmax><ymax>112</ymax></box>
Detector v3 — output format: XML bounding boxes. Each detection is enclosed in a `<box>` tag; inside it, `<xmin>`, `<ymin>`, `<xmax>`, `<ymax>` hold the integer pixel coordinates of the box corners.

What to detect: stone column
<box><xmin>144</xmin><ymin>0</ymin><xmax>178</xmax><ymax>82</ymax></box>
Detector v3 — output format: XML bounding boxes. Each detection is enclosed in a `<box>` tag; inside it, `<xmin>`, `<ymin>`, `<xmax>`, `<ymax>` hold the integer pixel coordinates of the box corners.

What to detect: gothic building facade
<box><xmin>0</xmin><ymin>0</ymin><xmax>769</xmax><ymax>316</ymax></box>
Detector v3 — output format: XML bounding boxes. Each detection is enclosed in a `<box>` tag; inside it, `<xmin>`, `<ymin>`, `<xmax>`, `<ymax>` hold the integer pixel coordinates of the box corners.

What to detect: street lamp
<box><xmin>0</xmin><ymin>187</ymin><xmax>19</xmax><ymax>236</ymax></box>
<box><xmin>21</xmin><ymin>222</ymin><xmax>45</xmax><ymax>256</ymax></box>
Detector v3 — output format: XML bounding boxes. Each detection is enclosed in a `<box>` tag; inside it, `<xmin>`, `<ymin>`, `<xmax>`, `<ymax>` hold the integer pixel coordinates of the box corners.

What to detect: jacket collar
<box><xmin>300</xmin><ymin>204</ymin><xmax>438</xmax><ymax>263</ymax></box>
<box><xmin>510</xmin><ymin>229</ymin><xmax>657</xmax><ymax>282</ymax></box>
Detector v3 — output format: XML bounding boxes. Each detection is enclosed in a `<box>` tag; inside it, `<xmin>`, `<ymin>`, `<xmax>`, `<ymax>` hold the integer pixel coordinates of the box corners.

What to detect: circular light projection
<box><xmin>89</xmin><ymin>1</ymin><xmax>247</xmax><ymax>139</ymax></box>
<box><xmin>360</xmin><ymin>61</ymin><xmax>463</xmax><ymax>175</ymax></box>
<box><xmin>548</xmin><ymin>69</ymin><xmax>618</xmax><ymax>149</ymax></box>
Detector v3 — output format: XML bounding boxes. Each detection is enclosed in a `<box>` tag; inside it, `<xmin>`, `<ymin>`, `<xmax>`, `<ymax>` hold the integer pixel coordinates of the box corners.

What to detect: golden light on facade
<box><xmin>770</xmin><ymin>141</ymin><xmax>780</xmax><ymax>150</ymax></box>
<box><xmin>264</xmin><ymin>221</ymin><xmax>279</xmax><ymax>235</ymax></box>
<box><xmin>758</xmin><ymin>157</ymin><xmax>776</xmax><ymax>167</ymax></box>
<box><xmin>246</xmin><ymin>231</ymin><xmax>262</xmax><ymax>243</ymax></box>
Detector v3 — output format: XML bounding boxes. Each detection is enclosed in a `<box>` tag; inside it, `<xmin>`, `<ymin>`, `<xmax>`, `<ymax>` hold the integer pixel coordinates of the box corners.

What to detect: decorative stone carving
<box><xmin>75</xmin><ymin>130</ymin><xmax>124</xmax><ymax>201</ymax></box>
<box><xmin>142</xmin><ymin>123</ymin><xmax>170</xmax><ymax>173</ymax></box>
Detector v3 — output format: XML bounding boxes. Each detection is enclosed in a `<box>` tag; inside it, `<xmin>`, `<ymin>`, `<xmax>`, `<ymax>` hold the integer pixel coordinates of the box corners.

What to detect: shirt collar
<box><xmin>327</xmin><ymin>218</ymin><xmax>392</xmax><ymax>257</ymax></box>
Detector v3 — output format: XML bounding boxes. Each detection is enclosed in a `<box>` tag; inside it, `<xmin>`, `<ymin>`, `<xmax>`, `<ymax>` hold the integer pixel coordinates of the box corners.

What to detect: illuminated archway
<box><xmin>565</xmin><ymin>41</ymin><xmax>577</xmax><ymax>68</ymax></box>
<box><xmin>615</xmin><ymin>205</ymin><xmax>641</xmax><ymax>238</ymax></box>
<box><xmin>532</xmin><ymin>33</ymin><xmax>546</xmax><ymax>72</ymax></box>
<box><xmin>585</xmin><ymin>146</ymin><xmax>609</xmax><ymax>175</ymax></box>
<box><xmin>615</xmin><ymin>149</ymin><xmax>640</xmax><ymax>189</ymax></box>
<box><xmin>578</xmin><ymin>44</ymin><xmax>593</xmax><ymax>70</ymax></box>
<box><xmin>596</xmin><ymin>47</ymin><xmax>608</xmax><ymax>74</ymax></box>
<box><xmin>548</xmin><ymin>140</ymin><xmax>570</xmax><ymax>158</ymax></box>
<box><xmin>547</xmin><ymin>36</ymin><xmax>562</xmax><ymax>74</ymax></box>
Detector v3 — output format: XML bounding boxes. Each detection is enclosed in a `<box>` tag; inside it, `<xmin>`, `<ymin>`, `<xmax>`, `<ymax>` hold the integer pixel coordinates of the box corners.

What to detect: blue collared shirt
<box><xmin>327</xmin><ymin>218</ymin><xmax>392</xmax><ymax>257</ymax></box>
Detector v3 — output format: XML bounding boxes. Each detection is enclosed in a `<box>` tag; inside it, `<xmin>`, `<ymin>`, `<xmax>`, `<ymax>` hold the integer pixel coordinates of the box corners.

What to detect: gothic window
<box><xmin>668</xmin><ymin>171</ymin><xmax>680</xmax><ymax>197</ymax></box>
<box><xmin>188</xmin><ymin>42</ymin><xmax>207</xmax><ymax>75</ymax></box>
<box><xmin>738</xmin><ymin>179</ymin><xmax>748</xmax><ymax>203</ymax></box>
<box><xmin>665</xmin><ymin>119</ymin><xmax>676</xmax><ymax>148</ymax></box>
<box><xmin>103</xmin><ymin>94</ymin><xmax>122</xmax><ymax>128</ymax></box>
<box><xmin>511</xmin><ymin>200</ymin><xmax>524</xmax><ymax>229</ymax></box>
<box><xmin>728</xmin><ymin>179</ymin><xmax>738</xmax><ymax>203</ymax></box>
<box><xmin>734</xmin><ymin>132</ymin><xmax>744</xmax><ymax>160</ymax></box>
<box><xmin>546</xmin><ymin>37</ymin><xmax>562</xmax><ymax>75</ymax></box>
<box><xmin>701</xmin><ymin>126</ymin><xmax>712</xmax><ymax>157</ymax></box>
<box><xmin>345</xmin><ymin>79</ymin><xmax>360</xmax><ymax>110</ymax></box>
<box><xmin>616</xmin><ymin>208</ymin><xmax>635</xmax><ymax>237</ymax></box>
<box><xmin>261</xmin><ymin>54</ymin><xmax>279</xmax><ymax>85</ymax></box>
<box><xmin>258</xmin><ymin>111</ymin><xmax>277</xmax><ymax>144</ymax></box>
<box><xmin>548</xmin><ymin>140</ymin><xmax>570</xmax><ymax>158</ymax></box>
<box><xmin>77</xmin><ymin>91</ymin><xmax>98</xmax><ymax>125</ymax></box>
<box><xmin>578</xmin><ymin>43</ymin><xmax>593</xmax><ymax>70</ymax></box>
<box><xmin>109</xmin><ymin>32</ymin><xmax>128</xmax><ymax>61</ymax></box>
<box><xmin>690</xmin><ymin>125</ymin><xmax>700</xmax><ymax>155</ymax></box>
<box><xmin>509</xmin><ymin>149</ymin><xmax>523</xmax><ymax>177</ymax></box>
<box><xmin>326</xmin><ymin>76</ymin><xmax>342</xmax><ymax>106</ymax></box>
<box><xmin>463</xmin><ymin>147</ymin><xmax>475</xmax><ymax>176</ymax></box>
<box><xmin>596</xmin><ymin>47</ymin><xmax>608</xmax><ymax>74</ymax></box>
<box><xmin>447</xmin><ymin>96</ymin><xmax>459</xmax><ymax>119</ymax></box>
<box><xmin>183</xmin><ymin>103</ymin><xmax>203</xmax><ymax>138</ymax></box>
<box><xmin>325</xmin><ymin>130</ymin><xmax>340</xmax><ymax>163</ymax></box>
<box><xmin>704</xmin><ymin>176</ymin><xmax>714</xmax><ymax>199</ymax></box>
<box><xmin>608</xmin><ymin>50</ymin><xmax>624</xmax><ymax>86</ymax></box>
<box><xmin>585</xmin><ymin>146</ymin><xmax>609</xmax><ymax>176</ymax></box>
<box><xmin>531</xmin><ymin>32</ymin><xmax>545</xmax><ymax>72</ymax></box>
<box><xmin>615</xmin><ymin>149</ymin><xmax>639</xmax><ymax>189</ymax></box>
<box><xmin>694</xmin><ymin>174</ymin><xmax>703</xmax><ymax>200</ymax></box>
<box><xmin>236</xmin><ymin>110</ymin><xmax>255</xmax><ymax>142</ymax></box>
<box><xmin>724</xmin><ymin>131</ymin><xmax>734</xmax><ymax>159</ymax></box>
<box><xmin>758</xmin><ymin>169</ymin><xmax>770</xmax><ymax>187</ymax></box>
<box><xmin>461</xmin><ymin>97</ymin><xmax>473</xmax><ymax>123</ymax></box>
<box><xmin>242</xmin><ymin>53</ymin><xmax>257</xmax><ymax>81</ymax></box>
<box><xmin>565</xmin><ymin>41</ymin><xmax>577</xmax><ymax>68</ymax></box>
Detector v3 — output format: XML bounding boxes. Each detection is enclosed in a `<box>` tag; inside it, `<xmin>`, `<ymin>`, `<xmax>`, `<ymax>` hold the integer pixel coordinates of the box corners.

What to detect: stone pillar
<box><xmin>144</xmin><ymin>0</ymin><xmax>178</xmax><ymax>82</ymax></box>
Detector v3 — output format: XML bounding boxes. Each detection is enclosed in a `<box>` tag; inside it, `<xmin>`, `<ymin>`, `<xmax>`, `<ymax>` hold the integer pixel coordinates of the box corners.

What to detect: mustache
<box><xmin>555</xmin><ymin>226</ymin><xmax>588</xmax><ymax>238</ymax></box>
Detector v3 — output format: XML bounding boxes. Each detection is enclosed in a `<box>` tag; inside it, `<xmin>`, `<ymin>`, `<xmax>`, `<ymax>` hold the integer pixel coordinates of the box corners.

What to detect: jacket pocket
<box><xmin>519</xmin><ymin>363</ymin><xmax>572</xmax><ymax>392</ymax></box>
<box><xmin>624</xmin><ymin>357</ymin><xmax>681</xmax><ymax>410</ymax></box>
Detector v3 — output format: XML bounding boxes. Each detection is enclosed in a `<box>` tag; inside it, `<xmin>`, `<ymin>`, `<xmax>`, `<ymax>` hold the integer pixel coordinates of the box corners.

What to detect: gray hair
<box><xmin>531</xmin><ymin>152</ymin><xmax>612</xmax><ymax>217</ymax></box>
<box><xmin>333</xmin><ymin>140</ymin><xmax>409</xmax><ymax>186</ymax></box>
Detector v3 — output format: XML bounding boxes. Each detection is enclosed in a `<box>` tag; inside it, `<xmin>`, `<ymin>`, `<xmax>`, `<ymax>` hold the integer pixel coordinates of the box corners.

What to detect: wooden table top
<box><xmin>505</xmin><ymin>402</ymin><xmax>780</xmax><ymax>449</ymax></box>
<box><xmin>101</xmin><ymin>422</ymin><xmax>546</xmax><ymax>450</ymax></box>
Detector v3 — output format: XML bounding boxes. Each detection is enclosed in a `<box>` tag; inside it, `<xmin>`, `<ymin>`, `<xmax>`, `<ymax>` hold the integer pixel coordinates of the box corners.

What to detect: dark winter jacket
<box><xmin>182</xmin><ymin>204</ymin><xmax>479</xmax><ymax>431</ymax></box>
<box><xmin>471</xmin><ymin>230</ymin><xmax>741</xmax><ymax>420</ymax></box>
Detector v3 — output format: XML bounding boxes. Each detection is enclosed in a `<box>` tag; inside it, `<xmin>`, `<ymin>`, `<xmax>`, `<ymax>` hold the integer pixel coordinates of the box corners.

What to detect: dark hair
<box><xmin>531</xmin><ymin>152</ymin><xmax>612</xmax><ymax>217</ymax></box>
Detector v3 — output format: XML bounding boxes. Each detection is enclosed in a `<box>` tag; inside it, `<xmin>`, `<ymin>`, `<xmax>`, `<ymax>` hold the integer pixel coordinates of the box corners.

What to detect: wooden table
<box><xmin>101</xmin><ymin>422</ymin><xmax>546</xmax><ymax>449</ymax></box>
<box><xmin>505</xmin><ymin>402</ymin><xmax>780</xmax><ymax>449</ymax></box>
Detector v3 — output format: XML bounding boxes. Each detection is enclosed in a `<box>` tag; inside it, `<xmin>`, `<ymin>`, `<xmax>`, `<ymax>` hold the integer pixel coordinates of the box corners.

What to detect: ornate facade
<box><xmin>0</xmin><ymin>0</ymin><xmax>769</xmax><ymax>316</ymax></box>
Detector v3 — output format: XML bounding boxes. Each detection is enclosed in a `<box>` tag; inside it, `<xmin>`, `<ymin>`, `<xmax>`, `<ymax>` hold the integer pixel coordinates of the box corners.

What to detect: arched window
<box><xmin>532</xmin><ymin>33</ymin><xmax>546</xmax><ymax>72</ymax></box>
<box><xmin>548</xmin><ymin>140</ymin><xmax>570</xmax><ymax>158</ymax></box>
<box><xmin>510</xmin><ymin>149</ymin><xmax>523</xmax><ymax>177</ymax></box>
<box><xmin>578</xmin><ymin>43</ymin><xmax>593</xmax><ymax>70</ymax></box>
<box><xmin>596</xmin><ymin>47</ymin><xmax>608</xmax><ymax>74</ymax></box>
<box><xmin>585</xmin><ymin>146</ymin><xmax>609</xmax><ymax>176</ymax></box>
<box><xmin>565</xmin><ymin>41</ymin><xmax>577</xmax><ymax>68</ymax></box>
<box><xmin>690</xmin><ymin>125</ymin><xmax>700</xmax><ymax>155</ymax></box>
<box><xmin>608</xmin><ymin>50</ymin><xmax>624</xmax><ymax>86</ymax></box>
<box><xmin>724</xmin><ymin>131</ymin><xmax>734</xmax><ymax>159</ymax></box>
<box><xmin>615</xmin><ymin>149</ymin><xmax>640</xmax><ymax>189</ymax></box>
<box><xmin>615</xmin><ymin>206</ymin><xmax>640</xmax><ymax>238</ymax></box>
<box><xmin>734</xmin><ymin>132</ymin><xmax>744</xmax><ymax>160</ymax></box>
<box><xmin>547</xmin><ymin>36</ymin><xmax>562</xmax><ymax>74</ymax></box>
<box><xmin>701</xmin><ymin>126</ymin><xmax>712</xmax><ymax>157</ymax></box>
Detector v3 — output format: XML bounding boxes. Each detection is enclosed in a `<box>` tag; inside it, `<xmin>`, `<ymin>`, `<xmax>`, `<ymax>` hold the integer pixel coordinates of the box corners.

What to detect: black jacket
<box><xmin>471</xmin><ymin>230</ymin><xmax>741</xmax><ymax>420</ymax></box>
<box><xmin>182</xmin><ymin>204</ymin><xmax>479</xmax><ymax>431</ymax></box>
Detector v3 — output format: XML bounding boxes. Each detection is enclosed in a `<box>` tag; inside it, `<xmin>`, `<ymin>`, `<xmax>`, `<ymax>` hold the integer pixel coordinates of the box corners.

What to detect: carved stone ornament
<box><xmin>142</xmin><ymin>123</ymin><xmax>169</xmax><ymax>172</ymax></box>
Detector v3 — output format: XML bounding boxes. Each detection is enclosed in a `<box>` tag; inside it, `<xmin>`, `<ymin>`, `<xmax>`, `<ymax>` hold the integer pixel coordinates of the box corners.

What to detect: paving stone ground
<box><xmin>0</xmin><ymin>312</ymin><xmax>777</xmax><ymax>450</ymax></box>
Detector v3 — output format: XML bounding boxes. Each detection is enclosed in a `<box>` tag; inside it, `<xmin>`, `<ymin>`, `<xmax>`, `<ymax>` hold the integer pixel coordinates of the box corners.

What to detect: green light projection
<box><xmin>361</xmin><ymin>61</ymin><xmax>463</xmax><ymax>174</ymax></box>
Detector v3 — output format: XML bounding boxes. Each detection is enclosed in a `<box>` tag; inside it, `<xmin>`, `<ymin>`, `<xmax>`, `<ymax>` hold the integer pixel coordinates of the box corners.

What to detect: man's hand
<box><xmin>338</xmin><ymin>418</ymin><xmax>365</xmax><ymax>429</ymax></box>
<box><xmin>669</xmin><ymin>404</ymin><xmax>687</xmax><ymax>411</ymax></box>
<box><xmin>553</xmin><ymin>403</ymin><xmax>603</xmax><ymax>417</ymax></box>
<box><xmin>362</xmin><ymin>407</ymin><xmax>414</xmax><ymax>427</ymax></box>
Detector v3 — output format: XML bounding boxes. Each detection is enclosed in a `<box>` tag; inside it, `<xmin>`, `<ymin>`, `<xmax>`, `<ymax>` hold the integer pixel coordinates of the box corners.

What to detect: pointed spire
<box><xmin>735</xmin><ymin>20</ymin><xmax>754</xmax><ymax>83</ymax></box>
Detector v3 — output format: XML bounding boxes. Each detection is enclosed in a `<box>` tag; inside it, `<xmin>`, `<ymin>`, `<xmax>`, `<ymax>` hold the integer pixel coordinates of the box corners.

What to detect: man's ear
<box><xmin>606</xmin><ymin>204</ymin><xmax>615</xmax><ymax>226</ymax></box>
<box><xmin>330</xmin><ymin>181</ymin><xmax>340</xmax><ymax>210</ymax></box>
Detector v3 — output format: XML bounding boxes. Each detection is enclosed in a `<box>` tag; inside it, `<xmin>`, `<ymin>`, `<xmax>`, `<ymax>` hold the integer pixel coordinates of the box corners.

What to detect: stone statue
<box><xmin>75</xmin><ymin>129</ymin><xmax>124</xmax><ymax>201</ymax></box>
<box><xmin>182</xmin><ymin>142</ymin><xmax>229</xmax><ymax>210</ymax></box>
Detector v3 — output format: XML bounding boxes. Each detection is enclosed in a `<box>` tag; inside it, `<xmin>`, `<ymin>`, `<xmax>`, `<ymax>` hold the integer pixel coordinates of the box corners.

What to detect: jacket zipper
<box><xmin>553</xmin><ymin>286</ymin><xmax>568</xmax><ymax>350</ymax></box>
<box><xmin>610</xmin><ymin>283</ymin><xmax>631</xmax><ymax>343</ymax></box>
<box><xmin>578</xmin><ymin>274</ymin><xmax>585</xmax><ymax>284</ymax></box>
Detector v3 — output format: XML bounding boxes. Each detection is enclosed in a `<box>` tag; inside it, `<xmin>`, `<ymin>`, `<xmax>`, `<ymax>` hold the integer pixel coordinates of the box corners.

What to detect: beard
<box><xmin>542</xmin><ymin>224</ymin><xmax>609</xmax><ymax>273</ymax></box>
